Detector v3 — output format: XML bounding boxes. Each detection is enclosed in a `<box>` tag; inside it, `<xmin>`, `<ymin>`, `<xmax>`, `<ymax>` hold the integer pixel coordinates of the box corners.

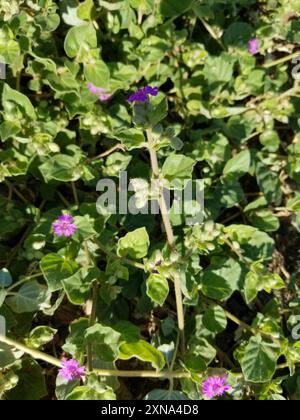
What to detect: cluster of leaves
<box><xmin>0</xmin><ymin>0</ymin><xmax>300</xmax><ymax>400</ymax></box>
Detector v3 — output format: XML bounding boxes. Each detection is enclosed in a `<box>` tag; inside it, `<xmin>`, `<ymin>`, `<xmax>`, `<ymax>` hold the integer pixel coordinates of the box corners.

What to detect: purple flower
<box><xmin>87</xmin><ymin>83</ymin><xmax>111</xmax><ymax>102</ymax></box>
<box><xmin>98</xmin><ymin>88</ymin><xmax>112</xmax><ymax>102</ymax></box>
<box><xmin>52</xmin><ymin>214</ymin><xmax>77</xmax><ymax>238</ymax></box>
<box><xmin>128</xmin><ymin>86</ymin><xmax>159</xmax><ymax>103</ymax></box>
<box><xmin>202</xmin><ymin>375</ymin><xmax>232</xmax><ymax>400</ymax></box>
<box><xmin>248</xmin><ymin>38</ymin><xmax>260</xmax><ymax>55</ymax></box>
<box><xmin>59</xmin><ymin>359</ymin><xmax>86</xmax><ymax>382</ymax></box>
<box><xmin>87</xmin><ymin>82</ymin><xmax>99</xmax><ymax>95</ymax></box>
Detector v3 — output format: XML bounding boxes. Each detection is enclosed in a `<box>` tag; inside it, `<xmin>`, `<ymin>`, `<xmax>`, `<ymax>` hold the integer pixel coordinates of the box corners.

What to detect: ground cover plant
<box><xmin>0</xmin><ymin>0</ymin><xmax>300</xmax><ymax>401</ymax></box>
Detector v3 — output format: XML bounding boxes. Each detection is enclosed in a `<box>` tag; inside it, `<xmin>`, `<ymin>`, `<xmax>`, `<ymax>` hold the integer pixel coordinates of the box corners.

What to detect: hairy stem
<box><xmin>0</xmin><ymin>335</ymin><xmax>62</xmax><ymax>368</ymax></box>
<box><xmin>71</xmin><ymin>181</ymin><xmax>79</xmax><ymax>207</ymax></box>
<box><xmin>83</xmin><ymin>241</ymin><xmax>98</xmax><ymax>372</ymax></box>
<box><xmin>0</xmin><ymin>334</ymin><xmax>190</xmax><ymax>378</ymax></box>
<box><xmin>263</xmin><ymin>51</ymin><xmax>300</xmax><ymax>68</ymax></box>
<box><xmin>146</xmin><ymin>129</ymin><xmax>185</xmax><ymax>354</ymax></box>
<box><xmin>87</xmin><ymin>282</ymin><xmax>98</xmax><ymax>372</ymax></box>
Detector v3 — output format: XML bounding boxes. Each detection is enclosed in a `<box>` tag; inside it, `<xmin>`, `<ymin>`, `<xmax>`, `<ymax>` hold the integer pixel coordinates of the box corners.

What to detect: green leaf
<box><xmin>244</xmin><ymin>271</ymin><xmax>259</xmax><ymax>304</ymax></box>
<box><xmin>113</xmin><ymin>128</ymin><xmax>146</xmax><ymax>150</ymax></box>
<box><xmin>77</xmin><ymin>0</ymin><xmax>95</xmax><ymax>20</ymax></box>
<box><xmin>5</xmin><ymin>359</ymin><xmax>47</xmax><ymax>400</ymax></box>
<box><xmin>6</xmin><ymin>281</ymin><xmax>50</xmax><ymax>313</ymax></box>
<box><xmin>162</xmin><ymin>155</ymin><xmax>195</xmax><ymax>182</ymax></box>
<box><xmin>0</xmin><ymin>121</ymin><xmax>21</xmax><ymax>142</ymax></box>
<box><xmin>223</xmin><ymin>22</ymin><xmax>253</xmax><ymax>47</ymax></box>
<box><xmin>286</xmin><ymin>194</ymin><xmax>300</xmax><ymax>211</ymax></box>
<box><xmin>144</xmin><ymin>389</ymin><xmax>189</xmax><ymax>400</ymax></box>
<box><xmin>223</xmin><ymin>149</ymin><xmax>251</xmax><ymax>177</ymax></box>
<box><xmin>256</xmin><ymin>162</ymin><xmax>282</xmax><ymax>204</ymax></box>
<box><xmin>259</xmin><ymin>130</ymin><xmax>280</xmax><ymax>152</ymax></box>
<box><xmin>27</xmin><ymin>326</ymin><xmax>57</xmax><ymax>349</ymax></box>
<box><xmin>119</xmin><ymin>339</ymin><xmax>165</xmax><ymax>370</ymax></box>
<box><xmin>149</xmin><ymin>97</ymin><xmax>168</xmax><ymax>127</ymax></box>
<box><xmin>117</xmin><ymin>227</ymin><xmax>150</xmax><ymax>259</ymax></box>
<box><xmin>0</xmin><ymin>343</ymin><xmax>17</xmax><ymax>368</ymax></box>
<box><xmin>102</xmin><ymin>152</ymin><xmax>132</xmax><ymax>177</ymax></box>
<box><xmin>39</xmin><ymin>154</ymin><xmax>82</xmax><ymax>182</ymax></box>
<box><xmin>160</xmin><ymin>0</ymin><xmax>193</xmax><ymax>17</ymax></box>
<box><xmin>73</xmin><ymin>215</ymin><xmax>97</xmax><ymax>241</ymax></box>
<box><xmin>63</xmin><ymin>318</ymin><xmax>89</xmax><ymax>358</ymax></box>
<box><xmin>99</xmin><ymin>0</ymin><xmax>124</xmax><ymax>11</ymax></box>
<box><xmin>244</xmin><ymin>269</ymin><xmax>285</xmax><ymax>304</ymax></box>
<box><xmin>62</xmin><ymin>267</ymin><xmax>100</xmax><ymax>305</ymax></box>
<box><xmin>202</xmin><ymin>257</ymin><xmax>243</xmax><ymax>300</ymax></box>
<box><xmin>65</xmin><ymin>385</ymin><xmax>116</xmax><ymax>400</ymax></box>
<box><xmin>84</xmin><ymin>323</ymin><xmax>121</xmax><ymax>362</ymax></box>
<box><xmin>84</xmin><ymin>60</ymin><xmax>110</xmax><ymax>89</ymax></box>
<box><xmin>0</xmin><ymin>290</ymin><xmax>7</xmax><ymax>307</ymax></box>
<box><xmin>55</xmin><ymin>376</ymin><xmax>79</xmax><ymax>401</ymax></box>
<box><xmin>249</xmin><ymin>210</ymin><xmax>280</xmax><ymax>232</ymax></box>
<box><xmin>2</xmin><ymin>84</ymin><xmax>36</xmax><ymax>120</ymax></box>
<box><xmin>224</xmin><ymin>225</ymin><xmax>258</xmax><ymax>244</ymax></box>
<box><xmin>40</xmin><ymin>253</ymin><xmax>79</xmax><ymax>292</ymax></box>
<box><xmin>203</xmin><ymin>53</ymin><xmax>236</xmax><ymax>84</ymax></box>
<box><xmin>64</xmin><ymin>23</ymin><xmax>97</xmax><ymax>58</ymax></box>
<box><xmin>146</xmin><ymin>273</ymin><xmax>169</xmax><ymax>306</ymax></box>
<box><xmin>0</xmin><ymin>268</ymin><xmax>12</xmax><ymax>288</ymax></box>
<box><xmin>185</xmin><ymin>337</ymin><xmax>216</xmax><ymax>372</ymax></box>
<box><xmin>241</xmin><ymin>336</ymin><xmax>279</xmax><ymax>383</ymax></box>
<box><xmin>203</xmin><ymin>305</ymin><xmax>227</xmax><ymax>333</ymax></box>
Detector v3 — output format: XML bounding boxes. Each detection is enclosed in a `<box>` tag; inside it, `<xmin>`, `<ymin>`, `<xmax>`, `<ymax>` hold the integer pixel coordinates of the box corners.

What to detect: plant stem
<box><xmin>199</xmin><ymin>17</ymin><xmax>225</xmax><ymax>50</ymax></box>
<box><xmin>5</xmin><ymin>181</ymin><xmax>28</xmax><ymax>204</ymax></box>
<box><xmin>168</xmin><ymin>332</ymin><xmax>180</xmax><ymax>392</ymax></box>
<box><xmin>15</xmin><ymin>71</ymin><xmax>21</xmax><ymax>91</ymax></box>
<box><xmin>7</xmin><ymin>277</ymin><xmax>29</xmax><ymax>292</ymax></box>
<box><xmin>94</xmin><ymin>369</ymin><xmax>190</xmax><ymax>379</ymax></box>
<box><xmin>71</xmin><ymin>182</ymin><xmax>79</xmax><ymax>207</ymax></box>
<box><xmin>56</xmin><ymin>190</ymin><xmax>70</xmax><ymax>207</ymax></box>
<box><xmin>87</xmin><ymin>282</ymin><xmax>98</xmax><ymax>372</ymax></box>
<box><xmin>0</xmin><ymin>334</ymin><xmax>190</xmax><ymax>378</ymax></box>
<box><xmin>146</xmin><ymin>129</ymin><xmax>185</xmax><ymax>354</ymax></box>
<box><xmin>82</xmin><ymin>240</ymin><xmax>98</xmax><ymax>372</ymax></box>
<box><xmin>0</xmin><ymin>335</ymin><xmax>62</xmax><ymax>368</ymax></box>
<box><xmin>6</xmin><ymin>273</ymin><xmax>43</xmax><ymax>292</ymax></box>
<box><xmin>202</xmin><ymin>295</ymin><xmax>282</xmax><ymax>344</ymax></box>
<box><xmin>88</xmin><ymin>144</ymin><xmax>125</xmax><ymax>162</ymax></box>
<box><xmin>263</xmin><ymin>51</ymin><xmax>300</xmax><ymax>68</ymax></box>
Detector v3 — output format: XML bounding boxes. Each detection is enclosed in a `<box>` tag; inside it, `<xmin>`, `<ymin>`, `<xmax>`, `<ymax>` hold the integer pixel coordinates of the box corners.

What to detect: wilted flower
<box><xmin>128</xmin><ymin>85</ymin><xmax>158</xmax><ymax>103</ymax></box>
<box><xmin>59</xmin><ymin>359</ymin><xmax>86</xmax><ymax>381</ymax></box>
<box><xmin>248</xmin><ymin>38</ymin><xmax>260</xmax><ymax>55</ymax></box>
<box><xmin>52</xmin><ymin>214</ymin><xmax>77</xmax><ymax>238</ymax></box>
<box><xmin>202</xmin><ymin>375</ymin><xmax>232</xmax><ymax>399</ymax></box>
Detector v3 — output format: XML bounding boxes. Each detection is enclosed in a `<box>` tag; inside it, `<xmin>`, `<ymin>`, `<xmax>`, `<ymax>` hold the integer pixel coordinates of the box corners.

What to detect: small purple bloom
<box><xmin>87</xmin><ymin>83</ymin><xmax>111</xmax><ymax>102</ymax></box>
<box><xmin>52</xmin><ymin>214</ymin><xmax>77</xmax><ymax>238</ymax></box>
<box><xmin>87</xmin><ymin>82</ymin><xmax>99</xmax><ymax>95</ymax></box>
<box><xmin>98</xmin><ymin>88</ymin><xmax>112</xmax><ymax>102</ymax></box>
<box><xmin>144</xmin><ymin>86</ymin><xmax>159</xmax><ymax>96</ymax></box>
<box><xmin>128</xmin><ymin>86</ymin><xmax>159</xmax><ymax>103</ymax></box>
<box><xmin>59</xmin><ymin>359</ymin><xmax>86</xmax><ymax>382</ymax></box>
<box><xmin>202</xmin><ymin>375</ymin><xmax>232</xmax><ymax>400</ymax></box>
<box><xmin>248</xmin><ymin>38</ymin><xmax>260</xmax><ymax>55</ymax></box>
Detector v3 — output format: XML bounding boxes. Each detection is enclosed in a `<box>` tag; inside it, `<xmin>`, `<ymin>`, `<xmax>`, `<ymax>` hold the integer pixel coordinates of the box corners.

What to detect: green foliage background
<box><xmin>0</xmin><ymin>0</ymin><xmax>300</xmax><ymax>400</ymax></box>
